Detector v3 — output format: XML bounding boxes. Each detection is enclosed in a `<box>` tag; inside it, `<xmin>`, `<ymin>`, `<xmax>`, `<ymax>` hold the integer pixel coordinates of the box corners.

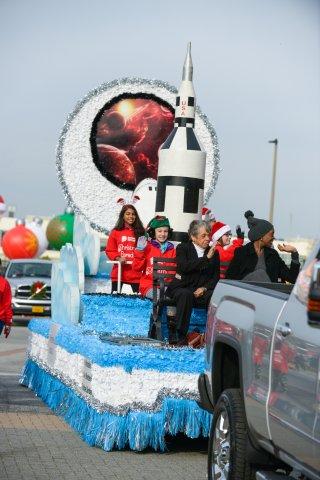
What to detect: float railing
<box><xmin>105</xmin><ymin>260</ymin><xmax>122</xmax><ymax>293</ymax></box>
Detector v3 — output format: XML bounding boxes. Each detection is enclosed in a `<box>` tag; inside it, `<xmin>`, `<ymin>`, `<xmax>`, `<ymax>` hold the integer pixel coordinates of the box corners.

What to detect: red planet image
<box><xmin>91</xmin><ymin>94</ymin><xmax>175</xmax><ymax>189</ymax></box>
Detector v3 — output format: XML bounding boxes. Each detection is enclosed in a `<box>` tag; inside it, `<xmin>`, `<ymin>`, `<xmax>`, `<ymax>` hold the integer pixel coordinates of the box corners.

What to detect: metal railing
<box><xmin>105</xmin><ymin>260</ymin><xmax>122</xmax><ymax>294</ymax></box>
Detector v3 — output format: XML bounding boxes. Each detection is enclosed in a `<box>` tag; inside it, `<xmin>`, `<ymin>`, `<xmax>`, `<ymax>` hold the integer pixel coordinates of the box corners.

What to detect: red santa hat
<box><xmin>0</xmin><ymin>195</ymin><xmax>6</xmax><ymax>214</ymax></box>
<box><xmin>202</xmin><ymin>207</ymin><xmax>215</xmax><ymax>221</ymax></box>
<box><xmin>211</xmin><ymin>221</ymin><xmax>231</xmax><ymax>241</ymax></box>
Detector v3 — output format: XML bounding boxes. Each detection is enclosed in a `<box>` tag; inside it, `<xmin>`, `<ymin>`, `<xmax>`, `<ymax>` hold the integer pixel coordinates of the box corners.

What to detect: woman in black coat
<box><xmin>226</xmin><ymin>211</ymin><xmax>300</xmax><ymax>284</ymax></box>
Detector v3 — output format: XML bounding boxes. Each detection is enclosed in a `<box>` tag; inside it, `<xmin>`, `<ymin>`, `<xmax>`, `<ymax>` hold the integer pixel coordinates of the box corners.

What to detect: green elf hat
<box><xmin>147</xmin><ymin>215</ymin><xmax>171</xmax><ymax>229</ymax></box>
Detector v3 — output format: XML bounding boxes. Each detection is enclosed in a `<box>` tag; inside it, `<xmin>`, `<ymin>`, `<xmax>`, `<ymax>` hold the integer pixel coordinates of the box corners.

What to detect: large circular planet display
<box><xmin>57</xmin><ymin>78</ymin><xmax>220</xmax><ymax>233</ymax></box>
<box><xmin>91</xmin><ymin>94</ymin><xmax>174</xmax><ymax>190</ymax></box>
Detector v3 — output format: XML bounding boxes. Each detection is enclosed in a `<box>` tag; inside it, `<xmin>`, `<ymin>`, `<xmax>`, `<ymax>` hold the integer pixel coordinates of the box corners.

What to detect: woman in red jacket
<box><xmin>0</xmin><ymin>260</ymin><xmax>12</xmax><ymax>338</ymax></box>
<box><xmin>211</xmin><ymin>221</ymin><xmax>244</xmax><ymax>279</ymax></box>
<box><xmin>106</xmin><ymin>204</ymin><xmax>145</xmax><ymax>293</ymax></box>
<box><xmin>132</xmin><ymin>215</ymin><xmax>176</xmax><ymax>298</ymax></box>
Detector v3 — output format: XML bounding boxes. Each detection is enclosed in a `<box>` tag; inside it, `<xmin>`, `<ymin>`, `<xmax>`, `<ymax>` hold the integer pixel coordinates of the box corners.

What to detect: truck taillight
<box><xmin>307</xmin><ymin>260</ymin><xmax>320</xmax><ymax>326</ymax></box>
<box><xmin>308</xmin><ymin>298</ymin><xmax>320</xmax><ymax>312</ymax></box>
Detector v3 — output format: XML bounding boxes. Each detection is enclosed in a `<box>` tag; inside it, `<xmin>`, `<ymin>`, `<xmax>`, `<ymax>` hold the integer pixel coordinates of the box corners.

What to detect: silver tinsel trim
<box><xmin>56</xmin><ymin>78</ymin><xmax>220</xmax><ymax>233</ymax></box>
<box><xmin>27</xmin><ymin>352</ymin><xmax>200</xmax><ymax>415</ymax></box>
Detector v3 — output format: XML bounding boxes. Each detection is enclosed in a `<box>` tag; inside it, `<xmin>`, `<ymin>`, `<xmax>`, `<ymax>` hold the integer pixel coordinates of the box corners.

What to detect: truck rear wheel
<box><xmin>208</xmin><ymin>388</ymin><xmax>255</xmax><ymax>480</ymax></box>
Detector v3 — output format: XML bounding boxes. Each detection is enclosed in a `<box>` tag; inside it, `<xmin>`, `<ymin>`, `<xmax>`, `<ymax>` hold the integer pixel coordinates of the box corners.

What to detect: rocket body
<box><xmin>155</xmin><ymin>44</ymin><xmax>206</xmax><ymax>242</ymax></box>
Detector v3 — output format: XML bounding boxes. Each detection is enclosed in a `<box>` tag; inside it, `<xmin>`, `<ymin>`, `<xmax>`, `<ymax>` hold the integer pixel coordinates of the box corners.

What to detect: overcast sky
<box><xmin>0</xmin><ymin>0</ymin><xmax>319</xmax><ymax>238</ymax></box>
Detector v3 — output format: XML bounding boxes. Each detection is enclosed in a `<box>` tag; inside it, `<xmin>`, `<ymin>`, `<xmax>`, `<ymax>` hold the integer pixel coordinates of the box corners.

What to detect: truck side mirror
<box><xmin>308</xmin><ymin>260</ymin><xmax>320</xmax><ymax>327</ymax></box>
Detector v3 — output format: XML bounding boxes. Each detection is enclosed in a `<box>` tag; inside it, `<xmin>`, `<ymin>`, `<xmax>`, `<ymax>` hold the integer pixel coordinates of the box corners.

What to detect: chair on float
<box><xmin>150</xmin><ymin>257</ymin><xmax>207</xmax><ymax>341</ymax></box>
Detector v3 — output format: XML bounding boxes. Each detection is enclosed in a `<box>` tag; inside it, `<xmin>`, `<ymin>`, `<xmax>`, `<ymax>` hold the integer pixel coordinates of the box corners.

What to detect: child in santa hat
<box><xmin>211</xmin><ymin>222</ymin><xmax>244</xmax><ymax>278</ymax></box>
<box><xmin>202</xmin><ymin>207</ymin><xmax>216</xmax><ymax>230</ymax></box>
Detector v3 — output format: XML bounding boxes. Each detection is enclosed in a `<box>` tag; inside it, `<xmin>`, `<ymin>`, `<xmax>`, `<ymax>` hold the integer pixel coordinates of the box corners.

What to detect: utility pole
<box><xmin>268</xmin><ymin>138</ymin><xmax>278</xmax><ymax>224</ymax></box>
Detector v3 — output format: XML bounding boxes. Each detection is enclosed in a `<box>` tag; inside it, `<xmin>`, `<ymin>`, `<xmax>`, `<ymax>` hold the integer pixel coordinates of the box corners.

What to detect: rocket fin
<box><xmin>186</xmin><ymin>128</ymin><xmax>201</xmax><ymax>151</ymax></box>
<box><xmin>161</xmin><ymin>127</ymin><xmax>177</xmax><ymax>150</ymax></box>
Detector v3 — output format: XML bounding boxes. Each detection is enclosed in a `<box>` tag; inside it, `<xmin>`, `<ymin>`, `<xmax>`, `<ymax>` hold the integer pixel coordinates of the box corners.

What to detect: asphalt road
<box><xmin>0</xmin><ymin>324</ymin><xmax>29</xmax><ymax>375</ymax></box>
<box><xmin>0</xmin><ymin>325</ymin><xmax>208</xmax><ymax>480</ymax></box>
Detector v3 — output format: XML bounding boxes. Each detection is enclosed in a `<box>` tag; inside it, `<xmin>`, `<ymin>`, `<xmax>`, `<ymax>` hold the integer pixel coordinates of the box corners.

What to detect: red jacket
<box><xmin>215</xmin><ymin>238</ymin><xmax>244</xmax><ymax>278</ymax></box>
<box><xmin>105</xmin><ymin>228</ymin><xmax>142</xmax><ymax>284</ymax></box>
<box><xmin>0</xmin><ymin>277</ymin><xmax>13</xmax><ymax>325</ymax></box>
<box><xmin>132</xmin><ymin>241</ymin><xmax>176</xmax><ymax>296</ymax></box>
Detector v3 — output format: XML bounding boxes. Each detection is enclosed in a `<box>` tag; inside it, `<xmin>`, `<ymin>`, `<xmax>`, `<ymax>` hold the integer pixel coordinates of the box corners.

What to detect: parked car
<box><xmin>198</xmin><ymin>241</ymin><xmax>320</xmax><ymax>480</ymax></box>
<box><xmin>5</xmin><ymin>259</ymin><xmax>52</xmax><ymax>317</ymax></box>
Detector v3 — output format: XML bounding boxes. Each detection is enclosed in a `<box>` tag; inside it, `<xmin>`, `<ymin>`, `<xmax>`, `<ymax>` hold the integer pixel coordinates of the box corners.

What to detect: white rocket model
<box><xmin>155</xmin><ymin>43</ymin><xmax>206</xmax><ymax>242</ymax></box>
<box><xmin>133</xmin><ymin>178</ymin><xmax>157</xmax><ymax>227</ymax></box>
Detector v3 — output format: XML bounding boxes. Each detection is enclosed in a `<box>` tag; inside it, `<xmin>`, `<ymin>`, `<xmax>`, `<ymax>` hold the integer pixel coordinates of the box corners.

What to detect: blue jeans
<box><xmin>0</xmin><ymin>321</ymin><xmax>5</xmax><ymax>335</ymax></box>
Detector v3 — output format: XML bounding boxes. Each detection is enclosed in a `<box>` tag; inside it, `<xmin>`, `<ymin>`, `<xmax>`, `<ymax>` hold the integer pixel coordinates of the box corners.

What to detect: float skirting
<box><xmin>21</xmin><ymin>358</ymin><xmax>211</xmax><ymax>452</ymax></box>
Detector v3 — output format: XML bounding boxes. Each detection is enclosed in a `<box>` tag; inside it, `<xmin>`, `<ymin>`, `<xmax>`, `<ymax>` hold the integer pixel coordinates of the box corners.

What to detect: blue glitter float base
<box><xmin>80</xmin><ymin>294</ymin><xmax>207</xmax><ymax>340</ymax></box>
<box><xmin>21</xmin><ymin>359</ymin><xmax>211</xmax><ymax>452</ymax></box>
<box><xmin>27</xmin><ymin>317</ymin><xmax>206</xmax><ymax>374</ymax></box>
<box><xmin>23</xmin><ymin>294</ymin><xmax>210</xmax><ymax>451</ymax></box>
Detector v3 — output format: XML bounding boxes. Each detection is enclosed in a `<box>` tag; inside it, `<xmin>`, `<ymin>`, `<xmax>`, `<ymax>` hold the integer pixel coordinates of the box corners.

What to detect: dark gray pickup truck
<box><xmin>198</xmin><ymin>241</ymin><xmax>320</xmax><ymax>480</ymax></box>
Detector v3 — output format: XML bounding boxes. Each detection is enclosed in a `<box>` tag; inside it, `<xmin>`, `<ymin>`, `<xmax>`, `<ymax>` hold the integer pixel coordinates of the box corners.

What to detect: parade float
<box><xmin>21</xmin><ymin>44</ymin><xmax>220</xmax><ymax>451</ymax></box>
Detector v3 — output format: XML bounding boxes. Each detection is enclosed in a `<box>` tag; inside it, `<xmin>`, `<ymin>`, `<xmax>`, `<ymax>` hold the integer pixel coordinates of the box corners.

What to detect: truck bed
<box><xmin>220</xmin><ymin>279</ymin><xmax>293</xmax><ymax>298</ymax></box>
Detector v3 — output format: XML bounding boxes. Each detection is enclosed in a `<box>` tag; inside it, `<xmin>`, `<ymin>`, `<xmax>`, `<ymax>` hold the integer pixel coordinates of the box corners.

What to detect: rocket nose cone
<box><xmin>182</xmin><ymin>42</ymin><xmax>193</xmax><ymax>81</ymax></box>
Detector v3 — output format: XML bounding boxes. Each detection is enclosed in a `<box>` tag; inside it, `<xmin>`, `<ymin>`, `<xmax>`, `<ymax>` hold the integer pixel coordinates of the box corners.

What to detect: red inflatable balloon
<box><xmin>2</xmin><ymin>225</ymin><xmax>39</xmax><ymax>259</ymax></box>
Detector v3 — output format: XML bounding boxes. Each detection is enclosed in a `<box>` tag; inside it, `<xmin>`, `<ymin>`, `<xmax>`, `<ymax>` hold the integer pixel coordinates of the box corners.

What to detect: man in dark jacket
<box><xmin>166</xmin><ymin>220</ymin><xmax>220</xmax><ymax>345</ymax></box>
<box><xmin>226</xmin><ymin>211</ymin><xmax>300</xmax><ymax>283</ymax></box>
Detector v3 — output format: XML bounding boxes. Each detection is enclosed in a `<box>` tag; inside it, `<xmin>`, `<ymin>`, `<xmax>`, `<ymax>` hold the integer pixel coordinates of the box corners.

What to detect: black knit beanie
<box><xmin>244</xmin><ymin>210</ymin><xmax>274</xmax><ymax>241</ymax></box>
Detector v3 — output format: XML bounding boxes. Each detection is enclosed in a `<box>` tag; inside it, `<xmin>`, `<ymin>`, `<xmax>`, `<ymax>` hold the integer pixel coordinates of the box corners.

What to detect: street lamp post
<box><xmin>268</xmin><ymin>138</ymin><xmax>278</xmax><ymax>224</ymax></box>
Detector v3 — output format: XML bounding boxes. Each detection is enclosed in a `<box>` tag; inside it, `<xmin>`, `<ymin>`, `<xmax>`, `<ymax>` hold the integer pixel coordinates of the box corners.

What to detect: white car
<box><xmin>5</xmin><ymin>259</ymin><xmax>52</xmax><ymax>317</ymax></box>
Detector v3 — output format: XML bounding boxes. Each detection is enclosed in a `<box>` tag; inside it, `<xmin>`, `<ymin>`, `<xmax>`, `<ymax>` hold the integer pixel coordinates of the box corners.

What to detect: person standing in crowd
<box><xmin>106</xmin><ymin>203</ymin><xmax>145</xmax><ymax>293</ymax></box>
<box><xmin>166</xmin><ymin>220</ymin><xmax>220</xmax><ymax>346</ymax></box>
<box><xmin>0</xmin><ymin>260</ymin><xmax>12</xmax><ymax>338</ymax></box>
<box><xmin>226</xmin><ymin>210</ymin><xmax>300</xmax><ymax>283</ymax></box>
<box><xmin>211</xmin><ymin>221</ymin><xmax>244</xmax><ymax>278</ymax></box>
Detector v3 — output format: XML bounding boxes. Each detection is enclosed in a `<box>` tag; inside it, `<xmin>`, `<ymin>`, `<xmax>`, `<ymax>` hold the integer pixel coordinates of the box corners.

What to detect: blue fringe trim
<box><xmin>21</xmin><ymin>359</ymin><xmax>212</xmax><ymax>452</ymax></box>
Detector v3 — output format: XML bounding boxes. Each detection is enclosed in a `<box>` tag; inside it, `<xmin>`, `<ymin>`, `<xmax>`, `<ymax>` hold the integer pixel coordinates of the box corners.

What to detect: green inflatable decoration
<box><xmin>46</xmin><ymin>213</ymin><xmax>74</xmax><ymax>250</ymax></box>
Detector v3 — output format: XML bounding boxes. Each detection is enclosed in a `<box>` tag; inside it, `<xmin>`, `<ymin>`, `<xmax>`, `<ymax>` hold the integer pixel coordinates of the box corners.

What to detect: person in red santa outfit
<box><xmin>132</xmin><ymin>216</ymin><xmax>177</xmax><ymax>341</ymax></box>
<box><xmin>106</xmin><ymin>201</ymin><xmax>145</xmax><ymax>293</ymax></box>
<box><xmin>0</xmin><ymin>259</ymin><xmax>13</xmax><ymax>338</ymax></box>
<box><xmin>211</xmin><ymin>221</ymin><xmax>244</xmax><ymax>279</ymax></box>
